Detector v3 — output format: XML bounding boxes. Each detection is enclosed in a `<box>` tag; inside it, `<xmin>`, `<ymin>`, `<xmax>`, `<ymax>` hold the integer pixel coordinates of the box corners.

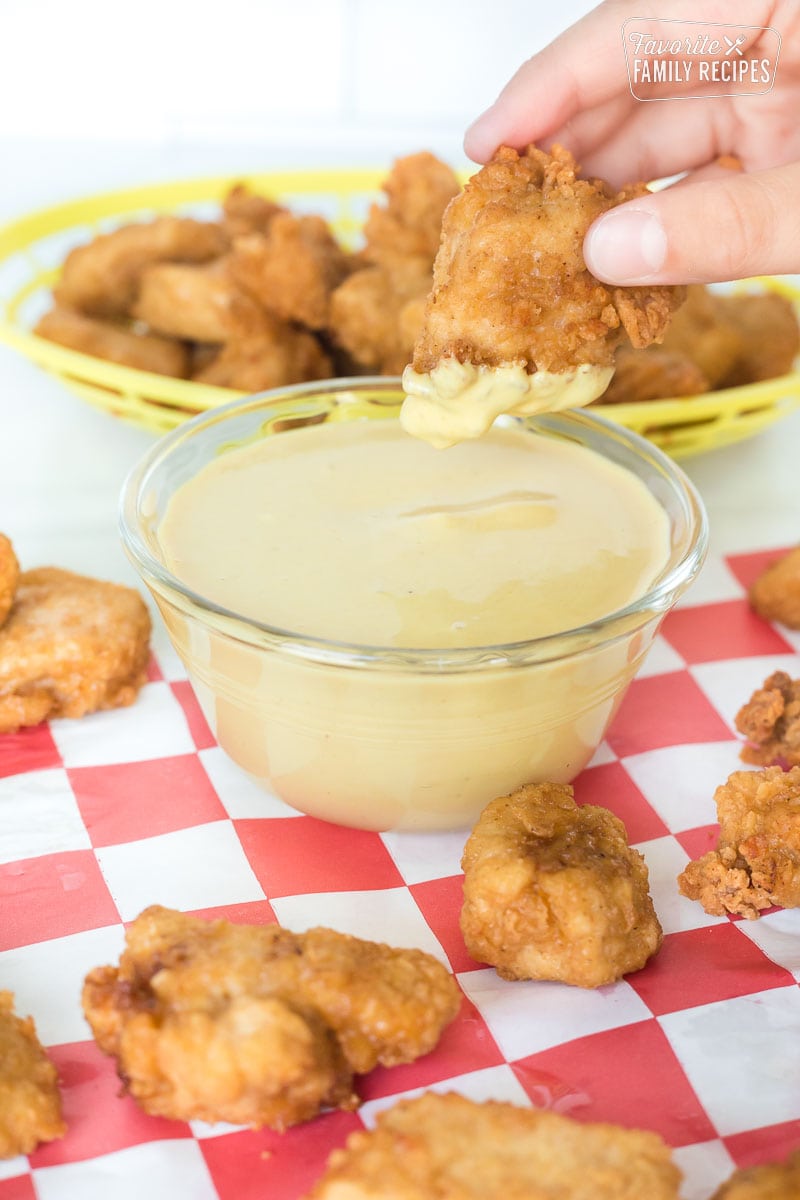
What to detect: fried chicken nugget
<box><xmin>328</xmin><ymin>267</ymin><xmax>431</xmax><ymax>375</ymax></box>
<box><xmin>54</xmin><ymin>216</ymin><xmax>227</xmax><ymax>318</ymax></box>
<box><xmin>362</xmin><ymin>151</ymin><xmax>461</xmax><ymax>281</ymax></box>
<box><xmin>599</xmin><ymin>284</ymin><xmax>738</xmax><ymax>403</ymax></box>
<box><xmin>460</xmin><ymin>783</ymin><xmax>662</xmax><ymax>988</ymax></box>
<box><xmin>735</xmin><ymin>671</ymin><xmax>800</xmax><ymax>767</ymax></box>
<box><xmin>0</xmin><ymin>567</ymin><xmax>151</xmax><ymax>734</ymax></box>
<box><xmin>0</xmin><ymin>992</ymin><xmax>66</xmax><ymax>1159</ymax></box>
<box><xmin>598</xmin><ymin>345</ymin><xmax>710</xmax><ymax>405</ymax></box>
<box><xmin>403</xmin><ymin>145</ymin><xmax>685</xmax><ymax>444</ymax></box>
<box><xmin>305</xmin><ymin>1092</ymin><xmax>682</xmax><ymax>1200</ymax></box>
<box><xmin>222</xmin><ymin>183</ymin><xmax>285</xmax><ymax>240</ymax></box>
<box><xmin>659</xmin><ymin>284</ymin><xmax>743</xmax><ymax>387</ymax></box>
<box><xmin>82</xmin><ymin>906</ymin><xmax>460</xmax><ymax>1131</ymax></box>
<box><xmin>749</xmin><ymin>546</ymin><xmax>800</xmax><ymax>629</ymax></box>
<box><xmin>34</xmin><ymin>306</ymin><xmax>190</xmax><ymax>378</ymax></box>
<box><xmin>192</xmin><ymin>306</ymin><xmax>332</xmax><ymax>392</ymax></box>
<box><xmin>132</xmin><ymin>257</ymin><xmax>261</xmax><ymax>343</ymax></box>
<box><xmin>0</xmin><ymin>534</ymin><xmax>19</xmax><ymax>627</ymax></box>
<box><xmin>230</xmin><ymin>212</ymin><xmax>350</xmax><ymax>330</ymax></box>
<box><xmin>716</xmin><ymin>292</ymin><xmax>800</xmax><ymax>386</ymax></box>
<box><xmin>678</xmin><ymin>766</ymin><xmax>800</xmax><ymax>919</ymax></box>
<box><xmin>711</xmin><ymin>1149</ymin><xmax>800</xmax><ymax>1199</ymax></box>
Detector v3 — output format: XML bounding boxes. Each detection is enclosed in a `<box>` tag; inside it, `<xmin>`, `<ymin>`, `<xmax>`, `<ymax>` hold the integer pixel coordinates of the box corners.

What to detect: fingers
<box><xmin>464</xmin><ymin>5</ymin><xmax>624</xmax><ymax>162</ymax></box>
<box><xmin>583</xmin><ymin>161</ymin><xmax>800</xmax><ymax>284</ymax></box>
<box><xmin>463</xmin><ymin>0</ymin><xmax>747</xmax><ymax>163</ymax></box>
<box><xmin>566</xmin><ymin>96</ymin><xmax>729</xmax><ymax>188</ymax></box>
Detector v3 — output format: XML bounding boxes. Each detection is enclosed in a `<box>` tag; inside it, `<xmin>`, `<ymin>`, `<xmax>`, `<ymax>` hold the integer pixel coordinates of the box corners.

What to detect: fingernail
<box><xmin>584</xmin><ymin>206</ymin><xmax>667</xmax><ymax>283</ymax></box>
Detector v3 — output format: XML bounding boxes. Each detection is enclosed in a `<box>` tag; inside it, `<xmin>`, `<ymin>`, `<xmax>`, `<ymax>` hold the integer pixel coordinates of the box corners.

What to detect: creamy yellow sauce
<box><xmin>159</xmin><ymin>419</ymin><xmax>668</xmax><ymax>649</ymax></box>
<box><xmin>401</xmin><ymin>359</ymin><xmax>614</xmax><ymax>449</ymax></box>
<box><xmin>154</xmin><ymin>416</ymin><xmax>672</xmax><ymax>830</ymax></box>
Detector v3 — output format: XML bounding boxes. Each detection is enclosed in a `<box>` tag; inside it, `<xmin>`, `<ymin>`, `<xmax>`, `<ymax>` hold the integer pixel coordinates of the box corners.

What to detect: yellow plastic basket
<box><xmin>0</xmin><ymin>170</ymin><xmax>798</xmax><ymax>456</ymax></box>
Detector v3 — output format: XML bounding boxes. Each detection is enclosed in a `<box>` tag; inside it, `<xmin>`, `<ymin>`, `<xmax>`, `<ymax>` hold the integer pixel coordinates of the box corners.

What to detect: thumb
<box><xmin>583</xmin><ymin>162</ymin><xmax>800</xmax><ymax>285</ymax></box>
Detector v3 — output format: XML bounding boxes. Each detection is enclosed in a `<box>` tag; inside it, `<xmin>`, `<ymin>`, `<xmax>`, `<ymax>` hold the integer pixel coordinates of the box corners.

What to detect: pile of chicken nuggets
<box><xmin>33</xmin><ymin>148</ymin><xmax>798</xmax><ymax>404</ymax></box>
<box><xmin>34</xmin><ymin>153</ymin><xmax>461</xmax><ymax>392</ymax></box>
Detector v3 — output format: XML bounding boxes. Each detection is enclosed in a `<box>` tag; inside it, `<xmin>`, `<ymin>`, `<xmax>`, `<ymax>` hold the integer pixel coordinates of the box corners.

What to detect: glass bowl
<box><xmin>120</xmin><ymin>379</ymin><xmax>708</xmax><ymax>832</ymax></box>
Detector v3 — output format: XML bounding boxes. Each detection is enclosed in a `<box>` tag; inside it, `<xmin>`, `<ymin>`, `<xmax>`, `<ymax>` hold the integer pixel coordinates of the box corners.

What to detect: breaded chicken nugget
<box><xmin>711</xmin><ymin>1149</ymin><xmax>800</xmax><ymax>1198</ymax></box>
<box><xmin>736</xmin><ymin>671</ymin><xmax>800</xmax><ymax>767</ymax></box>
<box><xmin>678</xmin><ymin>766</ymin><xmax>800</xmax><ymax>919</ymax></box>
<box><xmin>132</xmin><ymin>257</ymin><xmax>259</xmax><ymax>343</ymax></box>
<box><xmin>749</xmin><ymin>546</ymin><xmax>800</xmax><ymax>629</ymax></box>
<box><xmin>222</xmin><ymin>183</ymin><xmax>285</xmax><ymax>240</ymax></box>
<box><xmin>305</xmin><ymin>1091</ymin><xmax>682</xmax><ymax>1200</ymax></box>
<box><xmin>0</xmin><ymin>991</ymin><xmax>66</xmax><ymax>1159</ymax></box>
<box><xmin>54</xmin><ymin>217</ymin><xmax>227</xmax><ymax>318</ymax></box>
<box><xmin>34</xmin><ymin>306</ymin><xmax>190</xmax><ymax>377</ymax></box>
<box><xmin>403</xmin><ymin>145</ymin><xmax>685</xmax><ymax>444</ymax></box>
<box><xmin>0</xmin><ymin>567</ymin><xmax>151</xmax><ymax>734</ymax></box>
<box><xmin>659</xmin><ymin>284</ymin><xmax>743</xmax><ymax>388</ymax></box>
<box><xmin>0</xmin><ymin>534</ymin><xmax>19</xmax><ymax>627</ymax></box>
<box><xmin>82</xmin><ymin>906</ymin><xmax>459</xmax><ymax>1131</ymax></box>
<box><xmin>329</xmin><ymin>267</ymin><xmax>430</xmax><ymax>375</ymax></box>
<box><xmin>192</xmin><ymin>307</ymin><xmax>333</xmax><ymax>392</ymax></box>
<box><xmin>598</xmin><ymin>345</ymin><xmax>709</xmax><ymax>404</ymax></box>
<box><xmin>230</xmin><ymin>213</ymin><xmax>350</xmax><ymax>330</ymax></box>
<box><xmin>599</xmin><ymin>284</ymin><xmax>737</xmax><ymax>404</ymax></box>
<box><xmin>717</xmin><ymin>292</ymin><xmax>800</xmax><ymax>386</ymax></box>
<box><xmin>362</xmin><ymin>151</ymin><xmax>461</xmax><ymax>282</ymax></box>
<box><xmin>460</xmin><ymin>783</ymin><xmax>662</xmax><ymax>988</ymax></box>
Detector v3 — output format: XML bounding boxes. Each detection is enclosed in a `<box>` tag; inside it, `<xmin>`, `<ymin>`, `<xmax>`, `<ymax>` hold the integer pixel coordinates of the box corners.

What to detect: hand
<box><xmin>465</xmin><ymin>0</ymin><xmax>800</xmax><ymax>283</ymax></box>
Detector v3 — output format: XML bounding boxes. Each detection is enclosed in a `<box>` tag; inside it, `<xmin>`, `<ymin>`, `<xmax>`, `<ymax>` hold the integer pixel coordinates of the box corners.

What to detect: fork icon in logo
<box><xmin>724</xmin><ymin>34</ymin><xmax>746</xmax><ymax>56</ymax></box>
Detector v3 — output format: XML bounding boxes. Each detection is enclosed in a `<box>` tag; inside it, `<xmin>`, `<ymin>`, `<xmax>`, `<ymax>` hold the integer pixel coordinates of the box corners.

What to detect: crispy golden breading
<box><xmin>411</xmin><ymin>145</ymin><xmax>684</xmax><ymax>376</ymax></box>
<box><xmin>0</xmin><ymin>567</ymin><xmax>151</xmax><ymax>734</ymax></box>
<box><xmin>329</xmin><ymin>267</ymin><xmax>431</xmax><ymax>375</ymax></box>
<box><xmin>0</xmin><ymin>534</ymin><xmax>19</xmax><ymax>627</ymax></box>
<box><xmin>736</xmin><ymin>671</ymin><xmax>800</xmax><ymax>767</ymax></box>
<box><xmin>711</xmin><ymin>1149</ymin><xmax>800</xmax><ymax>1199</ymax></box>
<box><xmin>34</xmin><ymin>306</ymin><xmax>190</xmax><ymax>378</ymax></box>
<box><xmin>363</xmin><ymin>151</ymin><xmax>461</xmax><ymax>282</ymax></box>
<box><xmin>82</xmin><ymin>906</ymin><xmax>460</xmax><ymax>1131</ymax></box>
<box><xmin>230</xmin><ymin>213</ymin><xmax>350</xmax><ymax>330</ymax></box>
<box><xmin>678</xmin><ymin>766</ymin><xmax>800</xmax><ymax>919</ymax></box>
<box><xmin>192</xmin><ymin>308</ymin><xmax>333</xmax><ymax>392</ymax></box>
<box><xmin>54</xmin><ymin>217</ymin><xmax>227</xmax><ymax>317</ymax></box>
<box><xmin>222</xmin><ymin>183</ymin><xmax>285</xmax><ymax>240</ymax></box>
<box><xmin>460</xmin><ymin>783</ymin><xmax>662</xmax><ymax>988</ymax></box>
<box><xmin>599</xmin><ymin>345</ymin><xmax>710</xmax><ymax>404</ymax></box>
<box><xmin>717</xmin><ymin>292</ymin><xmax>800</xmax><ymax>386</ymax></box>
<box><xmin>0</xmin><ymin>992</ymin><xmax>66</xmax><ymax>1159</ymax></box>
<box><xmin>749</xmin><ymin>546</ymin><xmax>800</xmax><ymax>629</ymax></box>
<box><xmin>305</xmin><ymin>1092</ymin><xmax>682</xmax><ymax>1200</ymax></box>
<box><xmin>132</xmin><ymin>257</ymin><xmax>260</xmax><ymax>343</ymax></box>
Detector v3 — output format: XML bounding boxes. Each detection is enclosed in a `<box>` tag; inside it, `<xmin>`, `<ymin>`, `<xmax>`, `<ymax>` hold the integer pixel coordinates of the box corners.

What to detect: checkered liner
<box><xmin>1</xmin><ymin>546</ymin><xmax>799</xmax><ymax>1200</ymax></box>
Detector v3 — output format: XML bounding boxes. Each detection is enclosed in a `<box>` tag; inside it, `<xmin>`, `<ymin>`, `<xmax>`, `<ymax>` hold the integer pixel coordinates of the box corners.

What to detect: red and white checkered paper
<box><xmin>1</xmin><ymin>545</ymin><xmax>799</xmax><ymax>1200</ymax></box>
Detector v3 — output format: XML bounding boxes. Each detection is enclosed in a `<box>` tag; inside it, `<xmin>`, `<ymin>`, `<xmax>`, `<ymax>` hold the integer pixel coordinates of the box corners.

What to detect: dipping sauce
<box><xmin>159</xmin><ymin>419</ymin><xmax>669</xmax><ymax>649</ymax></box>
<box><xmin>400</xmin><ymin>359</ymin><xmax>614</xmax><ymax>449</ymax></box>
<box><xmin>149</xmin><ymin>413</ymin><xmax>678</xmax><ymax>831</ymax></box>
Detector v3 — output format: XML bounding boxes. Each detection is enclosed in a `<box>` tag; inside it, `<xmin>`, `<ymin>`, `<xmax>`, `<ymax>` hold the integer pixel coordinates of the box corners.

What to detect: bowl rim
<box><xmin>119</xmin><ymin>377</ymin><xmax>709</xmax><ymax>672</ymax></box>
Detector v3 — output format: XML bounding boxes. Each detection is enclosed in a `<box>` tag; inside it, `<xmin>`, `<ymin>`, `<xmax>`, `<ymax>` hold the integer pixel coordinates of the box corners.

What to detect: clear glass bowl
<box><xmin>120</xmin><ymin>379</ymin><xmax>708</xmax><ymax>831</ymax></box>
